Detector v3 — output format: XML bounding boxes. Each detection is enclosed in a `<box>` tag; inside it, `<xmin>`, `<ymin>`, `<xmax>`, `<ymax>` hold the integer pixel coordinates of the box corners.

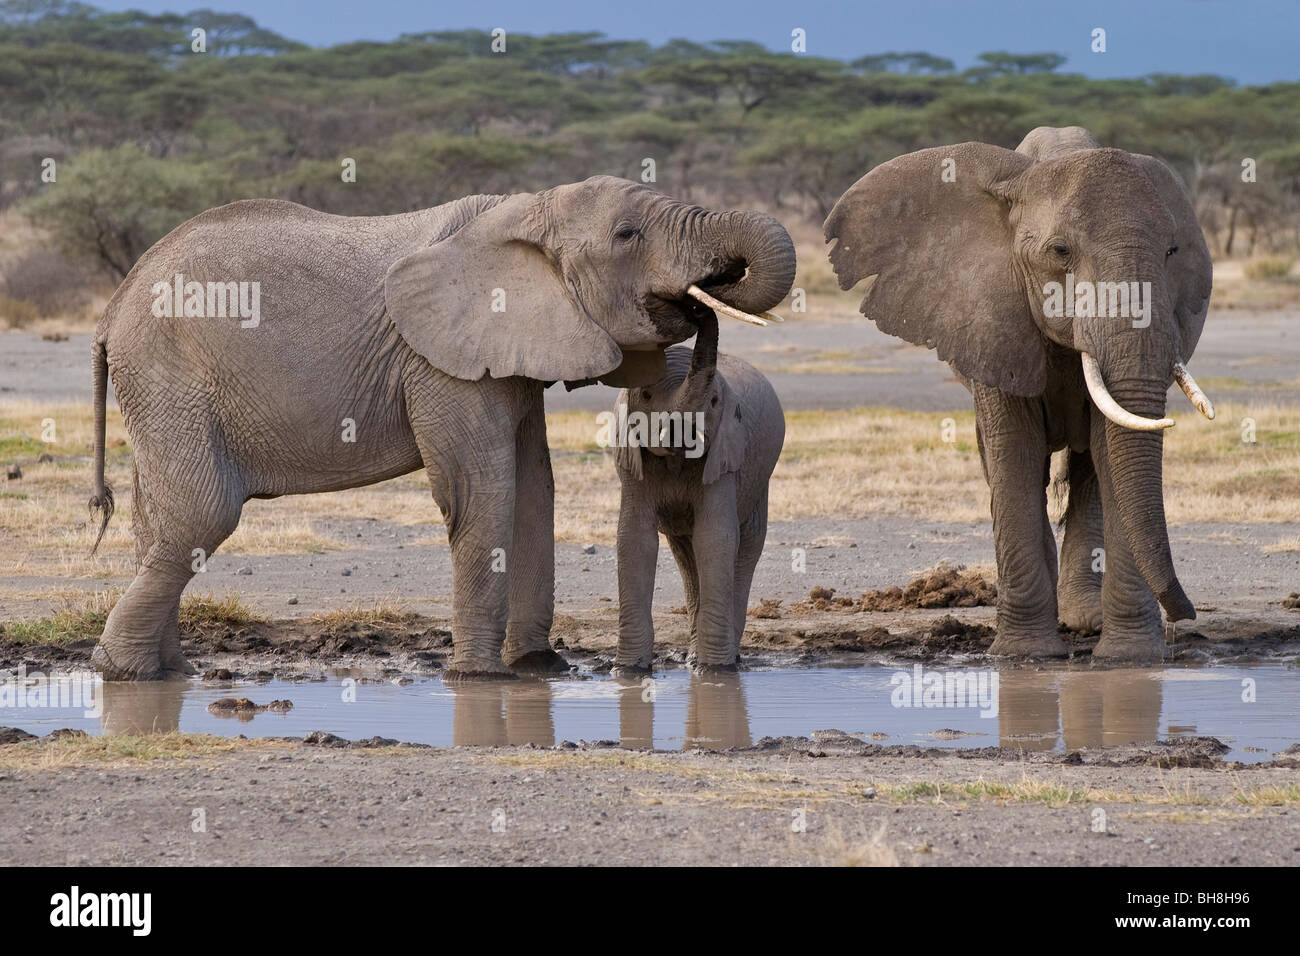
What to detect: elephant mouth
<box><xmin>644</xmin><ymin>267</ymin><xmax>784</xmax><ymax>334</ymax></box>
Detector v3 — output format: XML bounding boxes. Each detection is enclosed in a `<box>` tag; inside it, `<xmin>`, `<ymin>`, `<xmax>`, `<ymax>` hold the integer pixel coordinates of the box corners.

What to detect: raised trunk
<box><xmin>671</xmin><ymin>312</ymin><xmax>719</xmax><ymax>415</ymax></box>
<box><xmin>695</xmin><ymin>211</ymin><xmax>796</xmax><ymax>315</ymax></box>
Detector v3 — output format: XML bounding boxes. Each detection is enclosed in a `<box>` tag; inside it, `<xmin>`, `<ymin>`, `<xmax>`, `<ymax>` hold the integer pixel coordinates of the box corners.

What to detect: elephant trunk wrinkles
<box><xmin>1101</xmin><ymin>378</ymin><xmax>1195</xmax><ymax>621</ymax></box>
<box><xmin>695</xmin><ymin>210</ymin><xmax>796</xmax><ymax>315</ymax></box>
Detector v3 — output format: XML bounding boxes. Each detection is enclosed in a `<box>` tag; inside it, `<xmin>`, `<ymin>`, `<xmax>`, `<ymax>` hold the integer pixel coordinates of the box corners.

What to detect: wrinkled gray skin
<box><xmin>612</xmin><ymin>315</ymin><xmax>785</xmax><ymax>672</ymax></box>
<box><xmin>88</xmin><ymin>176</ymin><xmax>795</xmax><ymax>680</ymax></box>
<box><xmin>825</xmin><ymin>127</ymin><xmax>1213</xmax><ymax>661</ymax></box>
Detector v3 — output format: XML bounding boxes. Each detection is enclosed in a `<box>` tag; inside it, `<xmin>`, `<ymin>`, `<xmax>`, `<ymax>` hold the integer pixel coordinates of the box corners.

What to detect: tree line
<box><xmin>1</xmin><ymin>0</ymin><xmax>1297</xmax><ymax>298</ymax></box>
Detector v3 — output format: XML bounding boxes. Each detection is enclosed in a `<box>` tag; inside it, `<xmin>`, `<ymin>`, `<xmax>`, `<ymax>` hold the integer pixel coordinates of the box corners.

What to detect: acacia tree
<box><xmin>22</xmin><ymin>144</ymin><xmax>230</xmax><ymax>278</ymax></box>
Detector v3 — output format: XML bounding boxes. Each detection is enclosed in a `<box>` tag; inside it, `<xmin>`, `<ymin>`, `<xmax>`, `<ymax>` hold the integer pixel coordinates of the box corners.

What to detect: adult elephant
<box><xmin>88</xmin><ymin>176</ymin><xmax>795</xmax><ymax>680</ymax></box>
<box><xmin>824</xmin><ymin>127</ymin><xmax>1215</xmax><ymax>661</ymax></box>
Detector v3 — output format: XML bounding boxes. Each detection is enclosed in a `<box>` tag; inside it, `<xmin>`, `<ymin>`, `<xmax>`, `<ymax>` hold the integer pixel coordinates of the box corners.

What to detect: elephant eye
<box><xmin>711</xmin><ymin>394</ymin><xmax>719</xmax><ymax>407</ymax></box>
<box><xmin>1049</xmin><ymin>240</ymin><xmax>1070</xmax><ymax>258</ymax></box>
<box><xmin>641</xmin><ymin>389</ymin><xmax>653</xmax><ymax>400</ymax></box>
<box><xmin>615</xmin><ymin>225</ymin><xmax>641</xmax><ymax>243</ymax></box>
<box><xmin>1166</xmin><ymin>245</ymin><xmax>1179</xmax><ymax>257</ymax></box>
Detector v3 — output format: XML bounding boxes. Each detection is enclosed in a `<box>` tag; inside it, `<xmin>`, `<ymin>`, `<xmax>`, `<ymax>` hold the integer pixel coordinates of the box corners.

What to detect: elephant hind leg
<box><xmin>731</xmin><ymin>492</ymin><xmax>768</xmax><ymax>663</ymax></box>
<box><xmin>667</xmin><ymin>534</ymin><xmax>700</xmax><ymax>656</ymax></box>
<box><xmin>130</xmin><ymin>462</ymin><xmax>154</xmax><ymax>572</ymax></box>
<box><xmin>1057</xmin><ymin>450</ymin><xmax>1105</xmax><ymax>634</ymax></box>
<box><xmin>94</xmin><ymin>465</ymin><xmax>244</xmax><ymax>681</ymax></box>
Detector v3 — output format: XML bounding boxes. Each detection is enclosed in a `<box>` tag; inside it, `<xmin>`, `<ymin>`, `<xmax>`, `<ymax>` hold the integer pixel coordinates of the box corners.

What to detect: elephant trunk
<box><xmin>695</xmin><ymin>210</ymin><xmax>796</xmax><ymax>316</ymax></box>
<box><xmin>1098</xmin><ymin>376</ymin><xmax>1196</xmax><ymax>621</ymax></box>
<box><xmin>671</xmin><ymin>312</ymin><xmax>719</xmax><ymax>416</ymax></box>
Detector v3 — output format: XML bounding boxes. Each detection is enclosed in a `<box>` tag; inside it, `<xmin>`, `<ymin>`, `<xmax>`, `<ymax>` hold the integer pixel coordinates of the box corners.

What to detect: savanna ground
<box><xmin>2</xmin><ymin>239</ymin><xmax>1299</xmax><ymax>865</ymax></box>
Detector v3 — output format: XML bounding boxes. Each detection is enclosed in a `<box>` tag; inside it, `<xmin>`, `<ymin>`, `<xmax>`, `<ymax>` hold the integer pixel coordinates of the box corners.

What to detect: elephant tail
<box><xmin>88</xmin><ymin>338</ymin><xmax>114</xmax><ymax>556</ymax></box>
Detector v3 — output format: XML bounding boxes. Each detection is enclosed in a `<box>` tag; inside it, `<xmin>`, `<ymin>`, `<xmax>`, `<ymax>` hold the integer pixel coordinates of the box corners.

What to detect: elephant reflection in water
<box><xmin>99</xmin><ymin>680</ymin><xmax>185</xmax><ymax>735</ymax></box>
<box><xmin>616</xmin><ymin>672</ymin><xmax>752</xmax><ymax>751</ymax></box>
<box><xmin>449</xmin><ymin>679</ymin><xmax>555</xmax><ymax>747</ymax></box>
<box><xmin>998</xmin><ymin>669</ymin><xmax>1163</xmax><ymax>751</ymax></box>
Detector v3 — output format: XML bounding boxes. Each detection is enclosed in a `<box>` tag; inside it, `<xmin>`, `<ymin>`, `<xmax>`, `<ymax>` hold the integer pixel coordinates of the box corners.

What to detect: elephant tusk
<box><xmin>1173</xmin><ymin>360</ymin><xmax>1215</xmax><ymax>420</ymax></box>
<box><xmin>1081</xmin><ymin>352</ymin><xmax>1175</xmax><ymax>431</ymax></box>
<box><xmin>685</xmin><ymin>284</ymin><xmax>774</xmax><ymax>326</ymax></box>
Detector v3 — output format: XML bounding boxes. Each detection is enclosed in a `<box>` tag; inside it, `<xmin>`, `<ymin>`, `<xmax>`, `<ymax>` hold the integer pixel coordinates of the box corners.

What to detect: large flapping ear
<box><xmin>824</xmin><ymin>142</ymin><xmax>1047</xmax><ymax>397</ymax></box>
<box><xmin>385</xmin><ymin>193</ymin><xmax>623</xmax><ymax>382</ymax></box>
<box><xmin>613</xmin><ymin>391</ymin><xmax>643</xmax><ymax>481</ymax></box>
<box><xmin>1130</xmin><ymin>153</ymin><xmax>1213</xmax><ymax>358</ymax></box>
<box><xmin>702</xmin><ymin>377</ymin><xmax>745</xmax><ymax>485</ymax></box>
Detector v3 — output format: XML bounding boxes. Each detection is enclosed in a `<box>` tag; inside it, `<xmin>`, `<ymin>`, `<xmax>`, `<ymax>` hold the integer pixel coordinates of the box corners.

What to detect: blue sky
<box><xmin>88</xmin><ymin>0</ymin><xmax>1296</xmax><ymax>85</ymax></box>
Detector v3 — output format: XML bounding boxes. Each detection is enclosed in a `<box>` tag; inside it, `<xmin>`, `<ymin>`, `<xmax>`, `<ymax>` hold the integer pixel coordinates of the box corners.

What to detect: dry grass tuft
<box><xmin>2</xmin><ymin>590</ymin><xmax>259</xmax><ymax>644</ymax></box>
<box><xmin>0</xmin><ymin>732</ymin><xmax>294</xmax><ymax>771</ymax></box>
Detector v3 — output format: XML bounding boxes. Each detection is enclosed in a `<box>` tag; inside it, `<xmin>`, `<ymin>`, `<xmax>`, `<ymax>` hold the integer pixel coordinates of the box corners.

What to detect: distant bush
<box><xmin>1243</xmin><ymin>256</ymin><xmax>1296</xmax><ymax>280</ymax></box>
<box><xmin>20</xmin><ymin>145</ymin><xmax>232</xmax><ymax>281</ymax></box>
<box><xmin>0</xmin><ymin>295</ymin><xmax>41</xmax><ymax>328</ymax></box>
<box><xmin>1</xmin><ymin>247</ymin><xmax>103</xmax><ymax>320</ymax></box>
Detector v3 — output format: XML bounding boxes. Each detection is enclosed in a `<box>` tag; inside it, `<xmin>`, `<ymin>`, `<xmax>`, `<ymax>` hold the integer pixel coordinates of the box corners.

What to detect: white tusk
<box><xmin>1081</xmin><ymin>352</ymin><xmax>1175</xmax><ymax>431</ymax></box>
<box><xmin>1172</xmin><ymin>360</ymin><xmax>1215</xmax><ymax>420</ymax></box>
<box><xmin>760</xmin><ymin>310</ymin><xmax>785</xmax><ymax>323</ymax></box>
<box><xmin>685</xmin><ymin>284</ymin><xmax>770</xmax><ymax>326</ymax></box>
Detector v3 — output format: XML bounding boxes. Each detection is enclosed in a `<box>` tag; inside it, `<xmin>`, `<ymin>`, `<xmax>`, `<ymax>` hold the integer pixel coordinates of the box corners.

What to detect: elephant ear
<box><xmin>824</xmin><ymin>142</ymin><xmax>1045</xmax><ymax>397</ymax></box>
<box><xmin>1131</xmin><ymin>153</ymin><xmax>1213</xmax><ymax>358</ymax></box>
<box><xmin>385</xmin><ymin>192</ymin><xmax>623</xmax><ymax>382</ymax></box>
<box><xmin>613</xmin><ymin>391</ymin><xmax>643</xmax><ymax>481</ymax></box>
<box><xmin>702</xmin><ymin>378</ymin><xmax>745</xmax><ymax>485</ymax></box>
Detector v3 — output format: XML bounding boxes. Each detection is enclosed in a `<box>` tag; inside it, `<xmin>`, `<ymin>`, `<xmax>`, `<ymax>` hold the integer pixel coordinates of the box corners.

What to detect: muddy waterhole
<box><xmin>3</xmin><ymin>661</ymin><xmax>1295</xmax><ymax>762</ymax></box>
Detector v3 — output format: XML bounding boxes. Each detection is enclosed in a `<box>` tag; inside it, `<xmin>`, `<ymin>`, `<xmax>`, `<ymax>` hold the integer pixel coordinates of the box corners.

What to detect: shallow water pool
<box><xmin>1</xmin><ymin>662</ymin><xmax>1294</xmax><ymax>762</ymax></box>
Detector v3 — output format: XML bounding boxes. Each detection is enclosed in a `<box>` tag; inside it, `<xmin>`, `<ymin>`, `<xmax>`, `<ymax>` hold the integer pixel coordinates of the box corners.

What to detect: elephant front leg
<box><xmin>614</xmin><ymin>489</ymin><xmax>658</xmax><ymax>674</ymax></box>
<box><xmin>1088</xmin><ymin>409</ymin><xmax>1165</xmax><ymax>662</ymax></box>
<box><xmin>689</xmin><ymin>476</ymin><xmax>740</xmax><ymax>671</ymax></box>
<box><xmin>502</xmin><ymin>400</ymin><xmax>565</xmax><ymax>673</ymax></box>
<box><xmin>420</xmin><ymin>447</ymin><xmax>518</xmax><ymax>680</ymax></box>
<box><xmin>1057</xmin><ymin>449</ymin><xmax>1105</xmax><ymax>634</ymax></box>
<box><xmin>973</xmin><ymin>385</ymin><xmax>1067</xmax><ymax>658</ymax></box>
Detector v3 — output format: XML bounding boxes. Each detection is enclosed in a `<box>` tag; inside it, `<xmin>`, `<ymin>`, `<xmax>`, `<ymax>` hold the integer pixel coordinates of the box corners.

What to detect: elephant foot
<box><xmin>988</xmin><ymin>630</ymin><xmax>1068</xmax><ymax>659</ymax></box>
<box><xmin>442</xmin><ymin>666</ymin><xmax>519</xmax><ymax>682</ymax></box>
<box><xmin>1092</xmin><ymin>628</ymin><xmax>1166</xmax><ymax>663</ymax></box>
<box><xmin>689</xmin><ymin>660</ymin><xmax>739</xmax><ymax>675</ymax></box>
<box><xmin>1058</xmin><ymin>596</ymin><xmax>1104</xmax><ymax>635</ymax></box>
<box><xmin>506</xmin><ymin>648</ymin><xmax>570</xmax><ymax>674</ymax></box>
<box><xmin>611</xmin><ymin>662</ymin><xmax>653</xmax><ymax>679</ymax></box>
<box><xmin>92</xmin><ymin>642</ymin><xmax>193</xmax><ymax>682</ymax></box>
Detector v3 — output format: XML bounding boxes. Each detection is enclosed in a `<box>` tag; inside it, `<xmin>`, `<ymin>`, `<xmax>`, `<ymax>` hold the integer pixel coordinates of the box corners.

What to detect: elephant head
<box><xmin>824</xmin><ymin>129</ymin><xmax>1215</xmax><ymax>622</ymax></box>
<box><xmin>616</xmin><ymin>313</ymin><xmax>747</xmax><ymax>485</ymax></box>
<box><xmin>385</xmin><ymin>175</ymin><xmax>795</xmax><ymax>388</ymax></box>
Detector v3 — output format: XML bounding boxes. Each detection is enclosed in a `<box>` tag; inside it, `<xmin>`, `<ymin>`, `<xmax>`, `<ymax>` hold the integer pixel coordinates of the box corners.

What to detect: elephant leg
<box><xmin>973</xmin><ymin>384</ymin><xmax>1067</xmax><ymax>658</ymax></box>
<box><xmin>1057</xmin><ymin>449</ymin><xmax>1105</xmax><ymax>634</ymax></box>
<box><xmin>130</xmin><ymin>461</ymin><xmax>154</xmax><ymax>572</ymax></box>
<box><xmin>93</xmin><ymin>461</ymin><xmax>243</xmax><ymax>681</ymax></box>
<box><xmin>1088</xmin><ymin>408</ymin><xmax>1165</xmax><ymax>661</ymax></box>
<box><xmin>667</xmin><ymin>534</ymin><xmax>700</xmax><ymax>657</ymax></box>
<box><xmin>614</xmin><ymin>488</ymin><xmax>659</xmax><ymax>673</ymax></box>
<box><xmin>730</xmin><ymin>492</ymin><xmax>767</xmax><ymax>663</ymax></box>
<box><xmin>689</xmin><ymin>475</ymin><xmax>739</xmax><ymax>671</ymax></box>
<box><xmin>502</xmin><ymin>396</ymin><xmax>564</xmax><ymax>673</ymax></box>
<box><xmin>408</xmin><ymin>383</ymin><xmax>520</xmax><ymax>680</ymax></box>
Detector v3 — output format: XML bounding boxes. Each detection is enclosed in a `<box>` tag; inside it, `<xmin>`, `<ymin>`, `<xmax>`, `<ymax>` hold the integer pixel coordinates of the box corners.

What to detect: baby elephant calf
<box><xmin>612</xmin><ymin>314</ymin><xmax>784</xmax><ymax>672</ymax></box>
